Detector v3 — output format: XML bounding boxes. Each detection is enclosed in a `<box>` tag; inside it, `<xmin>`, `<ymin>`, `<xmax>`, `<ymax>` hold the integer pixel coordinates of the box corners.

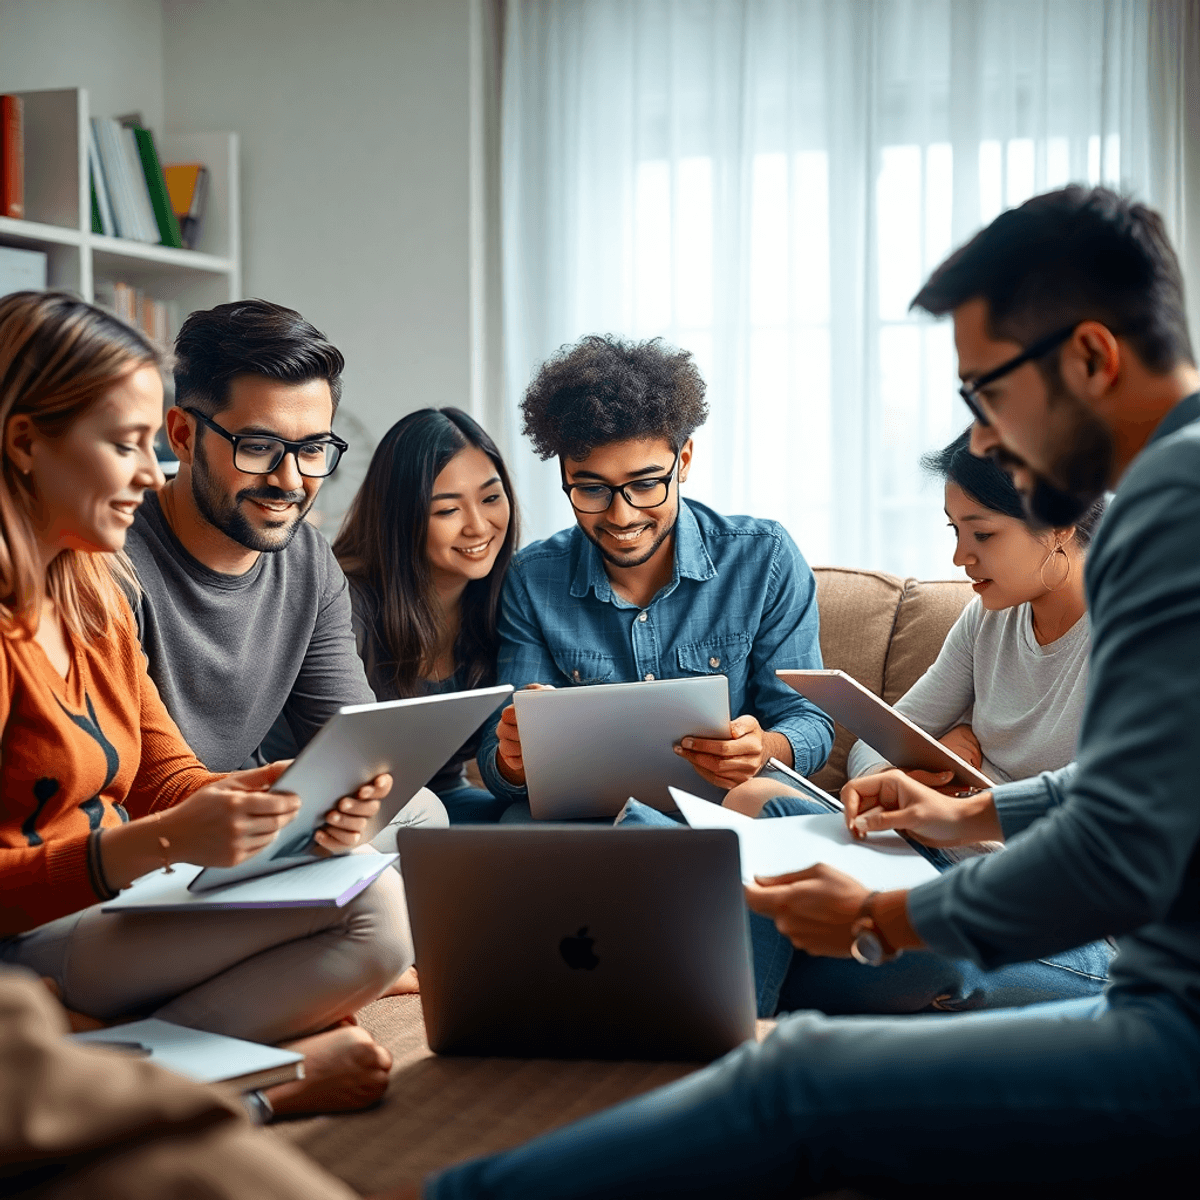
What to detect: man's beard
<box><xmin>995</xmin><ymin>373</ymin><xmax>1115</xmax><ymax>528</ymax></box>
<box><xmin>583</xmin><ymin>513</ymin><xmax>677</xmax><ymax>570</ymax></box>
<box><xmin>191</xmin><ymin>441</ymin><xmax>313</xmax><ymax>553</ymax></box>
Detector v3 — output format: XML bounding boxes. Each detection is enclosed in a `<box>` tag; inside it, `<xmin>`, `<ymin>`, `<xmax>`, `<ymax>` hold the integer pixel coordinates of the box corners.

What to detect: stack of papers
<box><xmin>669</xmin><ymin>788</ymin><xmax>940</xmax><ymax>889</ymax></box>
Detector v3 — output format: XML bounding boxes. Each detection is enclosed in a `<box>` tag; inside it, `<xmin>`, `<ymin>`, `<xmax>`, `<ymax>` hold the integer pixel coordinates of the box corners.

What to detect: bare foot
<box><xmin>379</xmin><ymin>965</ymin><xmax>420</xmax><ymax>998</ymax></box>
<box><xmin>266</xmin><ymin>1024</ymin><xmax>393</xmax><ymax>1115</ymax></box>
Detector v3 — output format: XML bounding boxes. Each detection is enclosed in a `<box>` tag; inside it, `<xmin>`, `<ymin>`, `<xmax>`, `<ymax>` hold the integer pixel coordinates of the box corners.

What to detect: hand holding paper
<box><xmin>745</xmin><ymin>862</ymin><xmax>875</xmax><ymax>958</ymax></box>
<box><xmin>670</xmin><ymin>789</ymin><xmax>936</xmax><ymax>959</ymax></box>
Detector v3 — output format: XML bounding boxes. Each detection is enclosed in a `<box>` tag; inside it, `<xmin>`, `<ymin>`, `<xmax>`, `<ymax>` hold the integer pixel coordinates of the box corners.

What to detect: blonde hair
<box><xmin>0</xmin><ymin>291</ymin><xmax>164</xmax><ymax>641</ymax></box>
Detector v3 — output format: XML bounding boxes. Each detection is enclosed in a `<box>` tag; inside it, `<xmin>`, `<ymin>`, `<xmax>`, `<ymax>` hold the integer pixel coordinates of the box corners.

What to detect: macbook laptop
<box><xmin>397</xmin><ymin>825</ymin><xmax>756</xmax><ymax>1060</ymax></box>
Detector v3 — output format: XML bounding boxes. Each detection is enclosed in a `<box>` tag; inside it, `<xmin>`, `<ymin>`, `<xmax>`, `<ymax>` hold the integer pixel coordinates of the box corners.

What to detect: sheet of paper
<box><xmin>73</xmin><ymin>1018</ymin><xmax>301</xmax><ymax>1084</ymax></box>
<box><xmin>670</xmin><ymin>789</ymin><xmax>939</xmax><ymax>889</ymax></box>
<box><xmin>101</xmin><ymin>852</ymin><xmax>397</xmax><ymax>912</ymax></box>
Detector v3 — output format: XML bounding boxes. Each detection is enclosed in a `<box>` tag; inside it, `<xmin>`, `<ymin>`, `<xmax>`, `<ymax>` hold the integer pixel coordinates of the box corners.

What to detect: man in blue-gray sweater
<box><xmin>417</xmin><ymin>188</ymin><xmax>1200</xmax><ymax>1196</ymax></box>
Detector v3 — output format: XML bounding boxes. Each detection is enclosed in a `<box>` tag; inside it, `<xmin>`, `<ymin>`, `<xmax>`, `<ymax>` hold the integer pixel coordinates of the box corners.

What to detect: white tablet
<box><xmin>776</xmin><ymin>669</ymin><xmax>994</xmax><ymax>790</ymax></box>
<box><xmin>190</xmin><ymin>684</ymin><xmax>513</xmax><ymax>892</ymax></box>
<box><xmin>514</xmin><ymin>675</ymin><xmax>731</xmax><ymax>819</ymax></box>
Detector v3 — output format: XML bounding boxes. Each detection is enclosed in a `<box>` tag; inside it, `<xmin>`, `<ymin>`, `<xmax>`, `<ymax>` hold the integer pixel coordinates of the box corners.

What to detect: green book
<box><xmin>132</xmin><ymin>126</ymin><xmax>183</xmax><ymax>249</ymax></box>
<box><xmin>90</xmin><ymin>180</ymin><xmax>102</xmax><ymax>233</ymax></box>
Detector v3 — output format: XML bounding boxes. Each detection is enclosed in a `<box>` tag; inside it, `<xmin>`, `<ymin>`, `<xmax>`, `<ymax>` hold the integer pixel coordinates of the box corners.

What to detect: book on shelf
<box><xmin>91</xmin><ymin>116</ymin><xmax>155</xmax><ymax>243</ymax></box>
<box><xmin>163</xmin><ymin>163</ymin><xmax>209</xmax><ymax>251</ymax></box>
<box><xmin>72</xmin><ymin>1018</ymin><xmax>304</xmax><ymax>1095</ymax></box>
<box><xmin>0</xmin><ymin>244</ymin><xmax>47</xmax><ymax>295</ymax></box>
<box><xmin>96</xmin><ymin>279</ymin><xmax>171</xmax><ymax>346</ymax></box>
<box><xmin>1</xmin><ymin>94</ymin><xmax>24</xmax><ymax>219</ymax></box>
<box><xmin>87</xmin><ymin>124</ymin><xmax>116</xmax><ymax>237</ymax></box>
<box><xmin>133</xmin><ymin>127</ymin><xmax>183</xmax><ymax>248</ymax></box>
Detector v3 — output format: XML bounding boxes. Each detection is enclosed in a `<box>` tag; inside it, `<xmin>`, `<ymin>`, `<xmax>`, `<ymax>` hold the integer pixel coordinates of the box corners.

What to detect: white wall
<box><xmin>2</xmin><ymin>0</ymin><xmax>478</xmax><ymax>523</ymax></box>
<box><xmin>0</xmin><ymin>0</ymin><xmax>164</xmax><ymax>130</ymax></box>
<box><xmin>162</xmin><ymin>0</ymin><xmax>475</xmax><ymax>521</ymax></box>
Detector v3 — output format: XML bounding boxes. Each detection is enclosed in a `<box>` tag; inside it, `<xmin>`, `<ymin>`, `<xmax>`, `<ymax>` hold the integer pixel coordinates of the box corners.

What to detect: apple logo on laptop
<box><xmin>559</xmin><ymin>926</ymin><xmax>599</xmax><ymax>970</ymax></box>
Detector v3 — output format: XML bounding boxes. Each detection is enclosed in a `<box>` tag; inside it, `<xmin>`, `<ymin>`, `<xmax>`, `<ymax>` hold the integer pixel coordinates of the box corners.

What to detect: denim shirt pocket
<box><xmin>549</xmin><ymin>647</ymin><xmax>618</xmax><ymax>686</ymax></box>
<box><xmin>676</xmin><ymin>633</ymin><xmax>753</xmax><ymax>677</ymax></box>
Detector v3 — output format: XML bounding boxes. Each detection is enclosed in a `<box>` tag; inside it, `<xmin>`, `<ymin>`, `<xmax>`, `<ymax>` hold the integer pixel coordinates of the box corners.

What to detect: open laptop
<box><xmin>397</xmin><ymin>825</ymin><xmax>757</xmax><ymax>1060</ymax></box>
<box><xmin>514</xmin><ymin>675</ymin><xmax>731</xmax><ymax>818</ymax></box>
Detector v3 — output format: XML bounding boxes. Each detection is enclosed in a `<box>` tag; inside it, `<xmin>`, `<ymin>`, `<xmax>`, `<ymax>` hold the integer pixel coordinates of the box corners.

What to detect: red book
<box><xmin>1</xmin><ymin>95</ymin><xmax>25</xmax><ymax>219</ymax></box>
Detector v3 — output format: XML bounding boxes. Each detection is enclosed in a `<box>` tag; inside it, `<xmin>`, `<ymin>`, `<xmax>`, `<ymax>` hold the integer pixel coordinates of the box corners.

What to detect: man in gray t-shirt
<box><xmin>125</xmin><ymin>298</ymin><xmax>371</xmax><ymax>772</ymax></box>
<box><xmin>126</xmin><ymin>299</ymin><xmax>444</xmax><ymax>830</ymax></box>
<box><xmin>127</xmin><ymin>486</ymin><xmax>368</xmax><ymax>772</ymax></box>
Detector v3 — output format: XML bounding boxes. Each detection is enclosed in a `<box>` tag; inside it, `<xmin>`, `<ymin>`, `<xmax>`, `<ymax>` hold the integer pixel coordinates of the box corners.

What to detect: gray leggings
<box><xmin>0</xmin><ymin>787</ymin><xmax>448</xmax><ymax>1044</ymax></box>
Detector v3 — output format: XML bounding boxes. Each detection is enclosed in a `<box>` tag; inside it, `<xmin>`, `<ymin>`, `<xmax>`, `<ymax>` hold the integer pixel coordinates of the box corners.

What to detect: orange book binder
<box><xmin>1</xmin><ymin>95</ymin><xmax>25</xmax><ymax>219</ymax></box>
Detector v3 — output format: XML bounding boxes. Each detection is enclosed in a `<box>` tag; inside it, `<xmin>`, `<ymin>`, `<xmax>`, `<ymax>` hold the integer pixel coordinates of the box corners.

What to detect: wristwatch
<box><xmin>243</xmin><ymin>1088</ymin><xmax>275</xmax><ymax>1125</ymax></box>
<box><xmin>849</xmin><ymin>891</ymin><xmax>903</xmax><ymax>967</ymax></box>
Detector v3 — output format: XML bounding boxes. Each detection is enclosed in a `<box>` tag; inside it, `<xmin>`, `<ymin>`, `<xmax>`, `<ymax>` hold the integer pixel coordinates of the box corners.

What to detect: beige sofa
<box><xmin>279</xmin><ymin>567</ymin><xmax>975</xmax><ymax>1194</ymax></box>
<box><xmin>809</xmin><ymin>566</ymin><xmax>974</xmax><ymax>793</ymax></box>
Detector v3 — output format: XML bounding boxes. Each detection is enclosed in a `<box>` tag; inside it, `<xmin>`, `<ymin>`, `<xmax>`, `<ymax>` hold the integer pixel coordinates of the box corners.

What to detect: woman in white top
<box><xmin>726</xmin><ymin>430</ymin><xmax>1111</xmax><ymax>1017</ymax></box>
<box><xmin>844</xmin><ymin>434</ymin><xmax>1095</xmax><ymax>788</ymax></box>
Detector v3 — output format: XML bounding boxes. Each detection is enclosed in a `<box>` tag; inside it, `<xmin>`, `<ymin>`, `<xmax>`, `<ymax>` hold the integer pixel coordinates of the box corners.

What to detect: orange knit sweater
<box><xmin>0</xmin><ymin>601</ymin><xmax>219</xmax><ymax>935</ymax></box>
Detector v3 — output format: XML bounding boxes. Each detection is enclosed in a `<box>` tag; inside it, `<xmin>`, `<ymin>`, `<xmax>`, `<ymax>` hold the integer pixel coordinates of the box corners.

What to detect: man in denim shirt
<box><xmin>477</xmin><ymin>335</ymin><xmax>833</xmax><ymax>811</ymax></box>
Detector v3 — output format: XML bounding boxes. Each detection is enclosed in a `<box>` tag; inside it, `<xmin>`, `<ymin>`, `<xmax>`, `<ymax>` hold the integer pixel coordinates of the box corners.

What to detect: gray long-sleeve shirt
<box><xmin>908</xmin><ymin>392</ymin><xmax>1200</xmax><ymax>1021</ymax></box>
<box><xmin>125</xmin><ymin>492</ymin><xmax>375</xmax><ymax>772</ymax></box>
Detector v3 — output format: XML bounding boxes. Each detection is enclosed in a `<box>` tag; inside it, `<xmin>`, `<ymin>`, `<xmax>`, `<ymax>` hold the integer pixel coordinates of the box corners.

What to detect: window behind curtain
<box><xmin>502</xmin><ymin>0</ymin><xmax>1151</xmax><ymax>576</ymax></box>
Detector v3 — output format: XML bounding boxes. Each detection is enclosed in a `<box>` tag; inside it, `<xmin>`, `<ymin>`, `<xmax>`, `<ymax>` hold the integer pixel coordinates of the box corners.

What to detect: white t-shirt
<box><xmin>846</xmin><ymin>597</ymin><xmax>1090</xmax><ymax>785</ymax></box>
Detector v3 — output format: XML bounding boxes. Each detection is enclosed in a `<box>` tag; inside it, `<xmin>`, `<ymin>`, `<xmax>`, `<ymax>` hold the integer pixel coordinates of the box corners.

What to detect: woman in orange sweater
<box><xmin>0</xmin><ymin>291</ymin><xmax>408</xmax><ymax>1117</ymax></box>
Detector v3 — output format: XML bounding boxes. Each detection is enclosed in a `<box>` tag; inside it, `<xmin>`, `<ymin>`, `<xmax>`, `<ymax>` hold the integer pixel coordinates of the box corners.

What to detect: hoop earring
<box><xmin>1039</xmin><ymin>545</ymin><xmax>1071</xmax><ymax>591</ymax></box>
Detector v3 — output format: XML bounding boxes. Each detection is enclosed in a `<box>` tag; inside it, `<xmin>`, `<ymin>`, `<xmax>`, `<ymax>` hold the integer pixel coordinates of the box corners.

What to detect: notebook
<box><xmin>73</xmin><ymin>1018</ymin><xmax>303</xmax><ymax>1094</ymax></box>
<box><xmin>102</xmin><ymin>852</ymin><xmax>396</xmax><ymax>912</ymax></box>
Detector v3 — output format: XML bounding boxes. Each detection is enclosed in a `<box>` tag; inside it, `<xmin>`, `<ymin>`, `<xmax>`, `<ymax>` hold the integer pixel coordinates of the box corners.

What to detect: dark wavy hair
<box><xmin>332</xmin><ymin>408</ymin><xmax>518</xmax><ymax>697</ymax></box>
<box><xmin>521</xmin><ymin>334</ymin><xmax>709</xmax><ymax>461</ymax></box>
<box><xmin>912</xmin><ymin>186</ymin><xmax>1194</xmax><ymax>373</ymax></box>
<box><xmin>174</xmin><ymin>298</ymin><xmax>345</xmax><ymax>416</ymax></box>
<box><xmin>924</xmin><ymin>429</ymin><xmax>1104</xmax><ymax>547</ymax></box>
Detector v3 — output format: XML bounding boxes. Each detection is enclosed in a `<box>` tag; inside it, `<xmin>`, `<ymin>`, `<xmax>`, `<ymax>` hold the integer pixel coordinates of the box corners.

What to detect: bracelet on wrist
<box><xmin>87</xmin><ymin>829</ymin><xmax>119</xmax><ymax>901</ymax></box>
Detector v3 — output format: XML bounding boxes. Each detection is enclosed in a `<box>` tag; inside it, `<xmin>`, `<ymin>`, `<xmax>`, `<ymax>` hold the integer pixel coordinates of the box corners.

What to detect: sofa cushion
<box><xmin>809</xmin><ymin>568</ymin><xmax>905</xmax><ymax>792</ymax></box>
<box><xmin>883</xmin><ymin>578</ymin><xmax>975</xmax><ymax>705</ymax></box>
<box><xmin>809</xmin><ymin>568</ymin><xmax>973</xmax><ymax>793</ymax></box>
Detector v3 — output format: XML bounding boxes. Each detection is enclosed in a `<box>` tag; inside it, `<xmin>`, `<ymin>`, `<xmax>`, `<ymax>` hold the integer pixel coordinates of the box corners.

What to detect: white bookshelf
<box><xmin>0</xmin><ymin>87</ymin><xmax>240</xmax><ymax>322</ymax></box>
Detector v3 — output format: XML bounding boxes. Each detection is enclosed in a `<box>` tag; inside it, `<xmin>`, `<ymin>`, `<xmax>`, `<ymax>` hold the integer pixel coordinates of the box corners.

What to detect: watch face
<box><xmin>850</xmin><ymin>929</ymin><xmax>885</xmax><ymax>967</ymax></box>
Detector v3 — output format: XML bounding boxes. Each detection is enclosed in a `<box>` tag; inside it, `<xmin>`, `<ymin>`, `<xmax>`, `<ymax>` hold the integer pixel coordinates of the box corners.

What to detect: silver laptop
<box><xmin>397</xmin><ymin>825</ymin><xmax>757</xmax><ymax>1060</ymax></box>
<box><xmin>514</xmin><ymin>675</ymin><xmax>731</xmax><ymax>819</ymax></box>
<box><xmin>191</xmin><ymin>685</ymin><xmax>512</xmax><ymax>892</ymax></box>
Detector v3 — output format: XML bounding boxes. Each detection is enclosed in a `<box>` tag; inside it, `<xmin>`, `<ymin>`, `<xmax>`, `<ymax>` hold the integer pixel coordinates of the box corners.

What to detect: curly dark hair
<box><xmin>520</xmin><ymin>335</ymin><xmax>709</xmax><ymax>461</ymax></box>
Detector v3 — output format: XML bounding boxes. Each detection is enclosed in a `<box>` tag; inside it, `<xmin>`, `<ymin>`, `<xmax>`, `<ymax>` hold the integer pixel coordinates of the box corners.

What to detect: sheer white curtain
<box><xmin>500</xmin><ymin>0</ymin><xmax>1162</xmax><ymax>575</ymax></box>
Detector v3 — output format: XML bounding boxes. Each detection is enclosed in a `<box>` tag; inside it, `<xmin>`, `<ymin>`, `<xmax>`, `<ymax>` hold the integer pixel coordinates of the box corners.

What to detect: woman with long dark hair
<box><xmin>334</xmin><ymin>407</ymin><xmax>518</xmax><ymax>823</ymax></box>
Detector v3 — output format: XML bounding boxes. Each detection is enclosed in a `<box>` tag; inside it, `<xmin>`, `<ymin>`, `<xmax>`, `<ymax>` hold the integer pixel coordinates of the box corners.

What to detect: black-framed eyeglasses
<box><xmin>561</xmin><ymin>451</ymin><xmax>679</xmax><ymax>514</ymax></box>
<box><xmin>182</xmin><ymin>407</ymin><xmax>348</xmax><ymax>478</ymax></box>
<box><xmin>958</xmin><ymin>325</ymin><xmax>1077</xmax><ymax>426</ymax></box>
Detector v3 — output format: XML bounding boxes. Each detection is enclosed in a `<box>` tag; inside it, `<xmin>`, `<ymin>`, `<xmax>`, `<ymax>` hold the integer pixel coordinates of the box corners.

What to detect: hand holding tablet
<box><xmin>776</xmin><ymin>669</ymin><xmax>994</xmax><ymax>790</ymax></box>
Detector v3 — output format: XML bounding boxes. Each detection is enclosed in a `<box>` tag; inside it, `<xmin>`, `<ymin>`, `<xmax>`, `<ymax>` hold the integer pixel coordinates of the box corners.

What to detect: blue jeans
<box><xmin>616</xmin><ymin>797</ymin><xmax>1112</xmax><ymax>1017</ymax></box>
<box><xmin>426</xmin><ymin>990</ymin><xmax>1200</xmax><ymax>1197</ymax></box>
<box><xmin>437</xmin><ymin>782</ymin><xmax>511</xmax><ymax>825</ymax></box>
